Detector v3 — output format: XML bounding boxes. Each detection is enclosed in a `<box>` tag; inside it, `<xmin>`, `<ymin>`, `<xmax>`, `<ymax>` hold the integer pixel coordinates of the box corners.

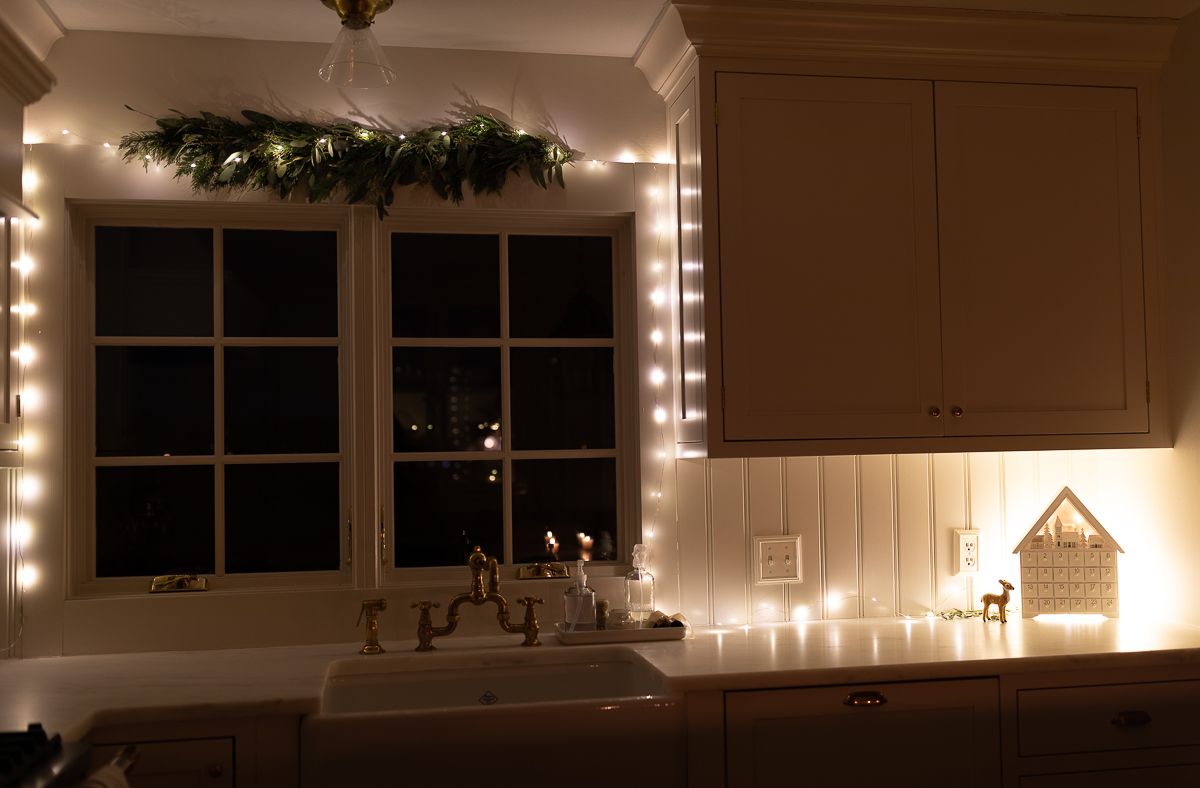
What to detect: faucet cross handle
<box><xmin>410</xmin><ymin>600</ymin><xmax>440</xmax><ymax>611</ymax></box>
<box><xmin>518</xmin><ymin>596</ymin><xmax>544</xmax><ymax>608</ymax></box>
<box><xmin>516</xmin><ymin>596</ymin><xmax>544</xmax><ymax>648</ymax></box>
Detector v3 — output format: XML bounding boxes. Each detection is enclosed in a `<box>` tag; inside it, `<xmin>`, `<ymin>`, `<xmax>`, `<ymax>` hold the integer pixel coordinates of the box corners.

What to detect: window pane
<box><xmin>509</xmin><ymin>235</ymin><xmax>613</xmax><ymax>338</ymax></box>
<box><xmin>392</xmin><ymin>348</ymin><xmax>501</xmax><ymax>452</ymax></box>
<box><xmin>96</xmin><ymin>465</ymin><xmax>214</xmax><ymax>577</ymax></box>
<box><xmin>225</xmin><ymin>347</ymin><xmax>339</xmax><ymax>454</ymax></box>
<box><xmin>226</xmin><ymin>463</ymin><xmax>340</xmax><ymax>573</ymax></box>
<box><xmin>510</xmin><ymin>348</ymin><xmax>614</xmax><ymax>450</ymax></box>
<box><xmin>224</xmin><ymin>229</ymin><xmax>338</xmax><ymax>337</ymax></box>
<box><xmin>96</xmin><ymin>347</ymin><xmax>214</xmax><ymax>456</ymax></box>
<box><xmin>393</xmin><ymin>461</ymin><xmax>502</xmax><ymax>568</ymax></box>
<box><xmin>392</xmin><ymin>233</ymin><xmax>499</xmax><ymax>337</ymax></box>
<box><xmin>512</xmin><ymin>459</ymin><xmax>616</xmax><ymax>563</ymax></box>
<box><xmin>95</xmin><ymin>226</ymin><xmax>213</xmax><ymax>336</ymax></box>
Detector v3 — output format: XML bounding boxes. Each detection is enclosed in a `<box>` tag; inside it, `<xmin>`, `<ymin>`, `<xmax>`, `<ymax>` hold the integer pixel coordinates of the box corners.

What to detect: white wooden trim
<box><xmin>0</xmin><ymin>16</ymin><xmax>55</xmax><ymax>105</ymax></box>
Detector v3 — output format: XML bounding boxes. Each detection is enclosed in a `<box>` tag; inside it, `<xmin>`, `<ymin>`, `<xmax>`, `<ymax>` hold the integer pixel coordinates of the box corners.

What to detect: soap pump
<box><xmin>563</xmin><ymin>559</ymin><xmax>596</xmax><ymax>632</ymax></box>
<box><xmin>625</xmin><ymin>543</ymin><xmax>655</xmax><ymax>626</ymax></box>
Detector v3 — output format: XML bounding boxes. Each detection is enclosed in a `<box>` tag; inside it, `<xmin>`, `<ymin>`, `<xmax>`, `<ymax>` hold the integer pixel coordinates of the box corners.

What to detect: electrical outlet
<box><xmin>954</xmin><ymin>529</ymin><xmax>980</xmax><ymax>575</ymax></box>
<box><xmin>754</xmin><ymin>536</ymin><xmax>802</xmax><ymax>584</ymax></box>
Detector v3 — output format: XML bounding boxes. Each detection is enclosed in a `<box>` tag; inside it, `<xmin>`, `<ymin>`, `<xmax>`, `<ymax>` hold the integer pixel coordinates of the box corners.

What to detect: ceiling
<box><xmin>38</xmin><ymin>0</ymin><xmax>670</xmax><ymax>58</ymax></box>
<box><xmin>35</xmin><ymin>0</ymin><xmax>1200</xmax><ymax>60</ymax></box>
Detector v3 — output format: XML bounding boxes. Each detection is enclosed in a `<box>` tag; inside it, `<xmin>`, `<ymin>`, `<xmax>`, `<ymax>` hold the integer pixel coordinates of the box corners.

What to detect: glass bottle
<box><xmin>624</xmin><ymin>543</ymin><xmax>655</xmax><ymax>626</ymax></box>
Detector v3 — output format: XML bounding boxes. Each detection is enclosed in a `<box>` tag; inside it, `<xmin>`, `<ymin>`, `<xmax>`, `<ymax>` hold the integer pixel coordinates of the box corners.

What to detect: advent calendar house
<box><xmin>1016</xmin><ymin>487</ymin><xmax>1123</xmax><ymax>618</ymax></box>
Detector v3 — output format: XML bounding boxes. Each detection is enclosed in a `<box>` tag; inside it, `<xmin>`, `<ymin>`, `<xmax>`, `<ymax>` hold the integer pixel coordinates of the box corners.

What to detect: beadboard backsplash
<box><xmin>673</xmin><ymin>450</ymin><xmax>1172</xmax><ymax>626</ymax></box>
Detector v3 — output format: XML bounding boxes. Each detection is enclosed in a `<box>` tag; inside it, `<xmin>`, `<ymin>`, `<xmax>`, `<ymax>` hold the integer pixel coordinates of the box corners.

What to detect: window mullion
<box><xmin>500</xmin><ymin>230</ymin><xmax>513</xmax><ymax>565</ymax></box>
<box><xmin>213</xmin><ymin>225</ymin><xmax>226</xmax><ymax>577</ymax></box>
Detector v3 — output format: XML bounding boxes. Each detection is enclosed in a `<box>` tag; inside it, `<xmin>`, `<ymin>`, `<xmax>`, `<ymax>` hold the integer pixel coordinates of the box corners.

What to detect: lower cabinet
<box><xmin>86</xmin><ymin>716</ymin><xmax>300</xmax><ymax>788</ymax></box>
<box><xmin>725</xmin><ymin>678</ymin><xmax>1001</xmax><ymax>787</ymax></box>
<box><xmin>1002</xmin><ymin>669</ymin><xmax>1200</xmax><ymax>788</ymax></box>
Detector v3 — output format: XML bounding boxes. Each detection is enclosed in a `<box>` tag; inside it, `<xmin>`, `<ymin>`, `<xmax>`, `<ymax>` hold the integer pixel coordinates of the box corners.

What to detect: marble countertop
<box><xmin>3</xmin><ymin>616</ymin><xmax>1199</xmax><ymax>741</ymax></box>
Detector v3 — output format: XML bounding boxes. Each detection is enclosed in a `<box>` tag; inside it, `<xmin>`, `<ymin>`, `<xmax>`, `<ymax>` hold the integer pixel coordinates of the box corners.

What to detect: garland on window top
<box><xmin>119</xmin><ymin>108</ymin><xmax>574</xmax><ymax>216</ymax></box>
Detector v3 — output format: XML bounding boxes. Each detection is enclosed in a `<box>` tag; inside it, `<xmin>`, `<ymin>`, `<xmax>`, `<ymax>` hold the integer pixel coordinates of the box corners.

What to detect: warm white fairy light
<box><xmin>650</xmin><ymin>288</ymin><xmax>666</xmax><ymax>306</ymax></box>
<box><xmin>649</xmin><ymin>367</ymin><xmax>666</xmax><ymax>386</ymax></box>
<box><xmin>653</xmin><ymin>406</ymin><xmax>667</xmax><ymax>424</ymax></box>
<box><xmin>641</xmin><ymin>165</ymin><xmax>674</xmax><ymax>554</ymax></box>
<box><xmin>16</xmin><ymin>565</ymin><xmax>38</xmax><ymax>590</ymax></box>
<box><xmin>650</xmin><ymin>329</ymin><xmax>663</xmax><ymax>345</ymax></box>
<box><xmin>21</xmin><ymin>170</ymin><xmax>38</xmax><ymax>192</ymax></box>
<box><xmin>13</xmin><ymin>256</ymin><xmax>33</xmax><ymax>275</ymax></box>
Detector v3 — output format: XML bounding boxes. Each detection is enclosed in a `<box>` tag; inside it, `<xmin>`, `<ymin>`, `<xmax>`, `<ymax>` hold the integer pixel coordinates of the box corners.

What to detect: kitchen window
<box><xmin>68</xmin><ymin>204</ymin><xmax>634</xmax><ymax>596</ymax></box>
<box><xmin>385</xmin><ymin>230</ymin><xmax>623</xmax><ymax>575</ymax></box>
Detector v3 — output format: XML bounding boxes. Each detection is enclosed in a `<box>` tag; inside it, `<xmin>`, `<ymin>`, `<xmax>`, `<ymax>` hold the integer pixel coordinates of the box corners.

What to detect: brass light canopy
<box><xmin>318</xmin><ymin>0</ymin><xmax>397</xmax><ymax>88</ymax></box>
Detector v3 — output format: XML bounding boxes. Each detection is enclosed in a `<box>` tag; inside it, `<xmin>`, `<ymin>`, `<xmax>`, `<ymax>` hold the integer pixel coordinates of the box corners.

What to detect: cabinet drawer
<box><xmin>89</xmin><ymin>738</ymin><xmax>233</xmax><ymax>787</ymax></box>
<box><xmin>1018</xmin><ymin>680</ymin><xmax>1200</xmax><ymax>756</ymax></box>
<box><xmin>727</xmin><ymin>679</ymin><xmax>1000</xmax><ymax>787</ymax></box>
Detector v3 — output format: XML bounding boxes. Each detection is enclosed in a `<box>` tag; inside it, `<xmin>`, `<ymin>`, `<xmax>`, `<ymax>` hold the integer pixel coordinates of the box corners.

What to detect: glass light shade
<box><xmin>318</xmin><ymin>24</ymin><xmax>396</xmax><ymax>88</ymax></box>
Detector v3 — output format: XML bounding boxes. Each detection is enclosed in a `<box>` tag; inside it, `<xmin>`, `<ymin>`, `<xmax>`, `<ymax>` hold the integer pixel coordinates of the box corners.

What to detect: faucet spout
<box><xmin>414</xmin><ymin>548</ymin><xmax>543</xmax><ymax>651</ymax></box>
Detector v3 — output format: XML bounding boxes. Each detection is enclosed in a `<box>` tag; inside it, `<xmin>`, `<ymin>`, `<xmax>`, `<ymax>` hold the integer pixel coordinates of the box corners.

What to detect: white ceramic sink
<box><xmin>320</xmin><ymin>645</ymin><xmax>669</xmax><ymax>713</ymax></box>
<box><xmin>302</xmin><ymin>645</ymin><xmax>686</xmax><ymax>786</ymax></box>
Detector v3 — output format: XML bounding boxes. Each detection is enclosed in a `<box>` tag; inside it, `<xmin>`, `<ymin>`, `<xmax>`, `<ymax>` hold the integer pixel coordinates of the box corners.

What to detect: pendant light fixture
<box><xmin>318</xmin><ymin>0</ymin><xmax>397</xmax><ymax>88</ymax></box>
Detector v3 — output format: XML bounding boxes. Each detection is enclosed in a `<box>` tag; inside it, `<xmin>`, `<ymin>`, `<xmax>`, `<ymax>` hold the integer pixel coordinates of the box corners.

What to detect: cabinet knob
<box><xmin>951</xmin><ymin>406</ymin><xmax>964</xmax><ymax>418</ymax></box>
<box><xmin>1111</xmin><ymin>710</ymin><xmax>1152</xmax><ymax>727</ymax></box>
<box><xmin>843</xmin><ymin>690</ymin><xmax>887</xmax><ymax>707</ymax></box>
<box><xmin>928</xmin><ymin>406</ymin><xmax>941</xmax><ymax>418</ymax></box>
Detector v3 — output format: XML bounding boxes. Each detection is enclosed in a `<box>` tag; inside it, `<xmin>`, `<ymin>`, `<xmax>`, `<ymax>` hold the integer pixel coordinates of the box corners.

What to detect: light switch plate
<box><xmin>754</xmin><ymin>535</ymin><xmax>802</xmax><ymax>584</ymax></box>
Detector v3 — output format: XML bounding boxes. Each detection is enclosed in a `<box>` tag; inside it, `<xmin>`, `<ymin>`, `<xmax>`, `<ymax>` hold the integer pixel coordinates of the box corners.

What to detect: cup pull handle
<box><xmin>1111</xmin><ymin>710</ymin><xmax>1152</xmax><ymax>727</ymax></box>
<box><xmin>843</xmin><ymin>690</ymin><xmax>887</xmax><ymax>707</ymax></box>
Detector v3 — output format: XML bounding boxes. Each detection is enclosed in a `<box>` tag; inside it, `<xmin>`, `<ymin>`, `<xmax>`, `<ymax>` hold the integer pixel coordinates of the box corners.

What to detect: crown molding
<box><xmin>636</xmin><ymin>2</ymin><xmax>1178</xmax><ymax>96</ymax></box>
<box><xmin>0</xmin><ymin>0</ymin><xmax>63</xmax><ymax>61</ymax></box>
<box><xmin>0</xmin><ymin>17</ymin><xmax>56</xmax><ymax>105</ymax></box>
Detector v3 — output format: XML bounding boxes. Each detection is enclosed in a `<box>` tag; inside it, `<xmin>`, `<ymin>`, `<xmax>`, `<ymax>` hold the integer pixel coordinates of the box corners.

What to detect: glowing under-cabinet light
<box><xmin>26</xmin><ymin>218</ymin><xmax>41</xmax><ymax>231</ymax></box>
<box><xmin>792</xmin><ymin>605</ymin><xmax>811</xmax><ymax>620</ymax></box>
<box><xmin>654</xmin><ymin>150</ymin><xmax>671</xmax><ymax>164</ymax></box>
<box><xmin>649</xmin><ymin>367</ymin><xmax>666</xmax><ymax>386</ymax></box>
<box><xmin>653</xmin><ymin>407</ymin><xmax>667</xmax><ymax>424</ymax></box>
<box><xmin>17</xmin><ymin>564</ymin><xmax>39</xmax><ymax>589</ymax></box>
<box><xmin>649</xmin><ymin>329</ymin><xmax>663</xmax><ymax>345</ymax></box>
<box><xmin>650</xmin><ymin>289</ymin><xmax>666</xmax><ymax>306</ymax></box>
<box><xmin>616</xmin><ymin>150</ymin><xmax>637</xmax><ymax>163</ymax></box>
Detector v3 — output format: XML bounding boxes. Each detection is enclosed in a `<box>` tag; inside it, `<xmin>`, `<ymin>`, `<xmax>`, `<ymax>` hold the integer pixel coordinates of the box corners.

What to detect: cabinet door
<box><xmin>715</xmin><ymin>74</ymin><xmax>943</xmax><ymax>441</ymax></box>
<box><xmin>726</xmin><ymin>678</ymin><xmax>1001</xmax><ymax>787</ymax></box>
<box><xmin>935</xmin><ymin>82</ymin><xmax>1147</xmax><ymax>437</ymax></box>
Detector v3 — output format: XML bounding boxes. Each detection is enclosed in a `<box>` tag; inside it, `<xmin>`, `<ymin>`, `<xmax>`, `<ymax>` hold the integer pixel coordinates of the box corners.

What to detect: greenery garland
<box><xmin>119</xmin><ymin>108</ymin><xmax>574</xmax><ymax>216</ymax></box>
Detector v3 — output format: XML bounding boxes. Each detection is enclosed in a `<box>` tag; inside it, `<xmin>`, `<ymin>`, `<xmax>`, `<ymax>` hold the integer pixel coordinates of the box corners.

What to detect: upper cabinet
<box><xmin>638</xmin><ymin>3</ymin><xmax>1174</xmax><ymax>457</ymax></box>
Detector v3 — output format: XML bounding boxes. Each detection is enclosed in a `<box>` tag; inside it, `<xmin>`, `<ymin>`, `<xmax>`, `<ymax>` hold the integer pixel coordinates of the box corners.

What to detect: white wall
<box><xmin>26</xmin><ymin>31</ymin><xmax>666</xmax><ymax>164</ymax></box>
<box><xmin>14</xmin><ymin>32</ymin><xmax>670</xmax><ymax>656</ymax></box>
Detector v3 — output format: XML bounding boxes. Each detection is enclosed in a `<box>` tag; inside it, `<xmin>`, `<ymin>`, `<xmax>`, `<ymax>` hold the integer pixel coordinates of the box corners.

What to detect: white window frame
<box><xmin>67</xmin><ymin>202</ymin><xmax>356</xmax><ymax>596</ymax></box>
<box><xmin>377</xmin><ymin>210</ymin><xmax>640</xmax><ymax>586</ymax></box>
<box><xmin>66</xmin><ymin>203</ymin><xmax>640</xmax><ymax>598</ymax></box>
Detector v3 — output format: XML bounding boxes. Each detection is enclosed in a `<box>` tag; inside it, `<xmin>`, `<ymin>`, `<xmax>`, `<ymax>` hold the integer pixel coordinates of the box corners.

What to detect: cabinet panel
<box><xmin>1019</xmin><ymin>764</ymin><xmax>1200</xmax><ymax>787</ymax></box>
<box><xmin>1018</xmin><ymin>680</ymin><xmax>1200</xmax><ymax>757</ymax></box>
<box><xmin>936</xmin><ymin>82</ymin><xmax>1147</xmax><ymax>437</ymax></box>
<box><xmin>89</xmin><ymin>738</ymin><xmax>233</xmax><ymax>788</ymax></box>
<box><xmin>715</xmin><ymin>73</ymin><xmax>943</xmax><ymax>441</ymax></box>
<box><xmin>726</xmin><ymin>678</ymin><xmax>1000</xmax><ymax>787</ymax></box>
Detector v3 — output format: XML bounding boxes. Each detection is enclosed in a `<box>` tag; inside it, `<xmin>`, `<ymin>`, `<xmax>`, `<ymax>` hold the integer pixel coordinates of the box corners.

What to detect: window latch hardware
<box><xmin>379</xmin><ymin>507</ymin><xmax>388</xmax><ymax>567</ymax></box>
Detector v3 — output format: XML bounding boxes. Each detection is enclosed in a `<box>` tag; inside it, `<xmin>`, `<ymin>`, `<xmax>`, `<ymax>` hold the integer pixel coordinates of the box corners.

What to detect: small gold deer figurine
<box><xmin>981</xmin><ymin>579</ymin><xmax>1015</xmax><ymax>623</ymax></box>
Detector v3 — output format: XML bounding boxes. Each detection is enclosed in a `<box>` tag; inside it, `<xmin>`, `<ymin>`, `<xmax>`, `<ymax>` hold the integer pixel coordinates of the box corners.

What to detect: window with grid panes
<box><xmin>90</xmin><ymin>225</ymin><xmax>345</xmax><ymax>582</ymax></box>
<box><xmin>389</xmin><ymin>232</ymin><xmax>619</xmax><ymax>568</ymax></box>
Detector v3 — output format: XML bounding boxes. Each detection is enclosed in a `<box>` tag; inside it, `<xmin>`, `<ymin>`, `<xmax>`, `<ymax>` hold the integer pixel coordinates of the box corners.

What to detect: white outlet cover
<box><xmin>954</xmin><ymin>528</ymin><xmax>981</xmax><ymax>576</ymax></box>
<box><xmin>754</xmin><ymin>535</ymin><xmax>802</xmax><ymax>585</ymax></box>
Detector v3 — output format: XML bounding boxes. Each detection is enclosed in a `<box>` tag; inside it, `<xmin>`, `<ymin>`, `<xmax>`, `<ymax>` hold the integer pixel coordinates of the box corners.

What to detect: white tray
<box><xmin>554</xmin><ymin>622</ymin><xmax>687</xmax><ymax>645</ymax></box>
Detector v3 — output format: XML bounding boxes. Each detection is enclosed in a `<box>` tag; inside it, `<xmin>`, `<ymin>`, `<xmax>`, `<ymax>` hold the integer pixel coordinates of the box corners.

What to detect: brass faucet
<box><xmin>357</xmin><ymin>598</ymin><xmax>387</xmax><ymax>655</ymax></box>
<box><xmin>413</xmin><ymin>547</ymin><xmax>543</xmax><ymax>651</ymax></box>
